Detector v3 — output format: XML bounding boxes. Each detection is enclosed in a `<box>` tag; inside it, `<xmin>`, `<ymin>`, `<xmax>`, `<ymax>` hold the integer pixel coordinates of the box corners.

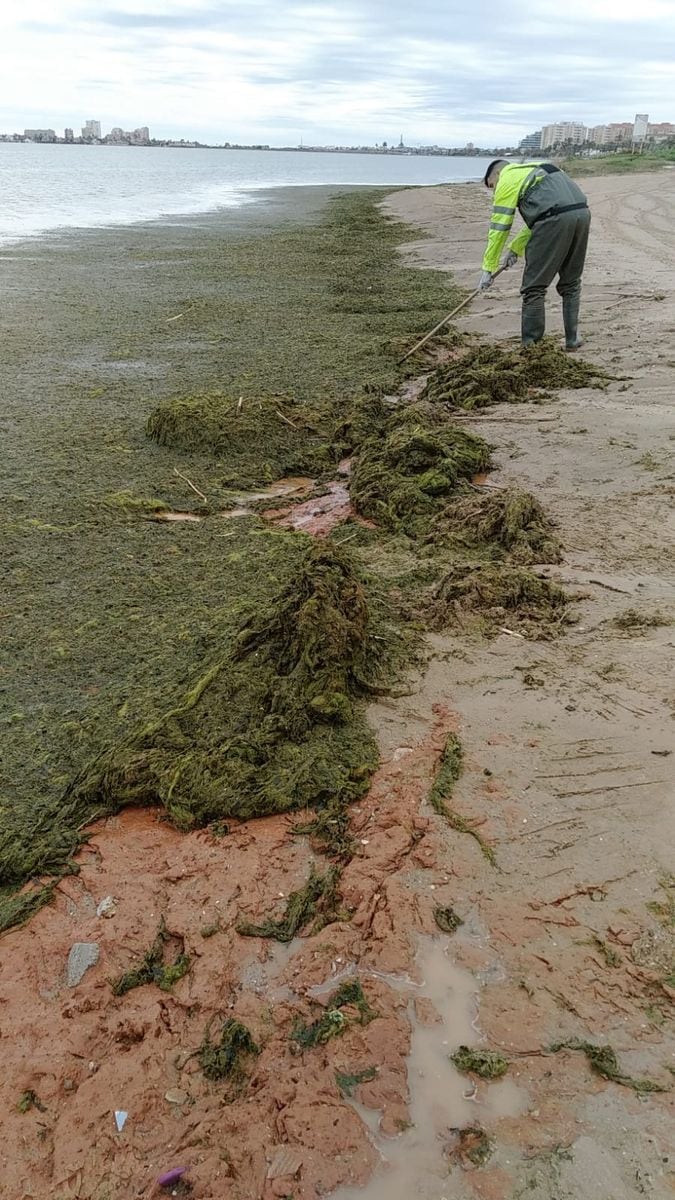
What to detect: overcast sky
<box><xmin>1</xmin><ymin>0</ymin><xmax>674</xmax><ymax>145</ymax></box>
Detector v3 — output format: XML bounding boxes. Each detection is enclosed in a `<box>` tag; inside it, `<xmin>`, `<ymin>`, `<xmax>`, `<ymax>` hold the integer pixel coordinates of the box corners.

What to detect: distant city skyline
<box><xmin>6</xmin><ymin>111</ymin><xmax>674</xmax><ymax>156</ymax></box>
<box><xmin>1</xmin><ymin>1</ymin><xmax>674</xmax><ymax>148</ymax></box>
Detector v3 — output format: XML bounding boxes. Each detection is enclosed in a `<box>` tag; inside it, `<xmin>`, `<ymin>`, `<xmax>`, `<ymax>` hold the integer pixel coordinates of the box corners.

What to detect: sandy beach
<box><xmin>1</xmin><ymin>172</ymin><xmax>674</xmax><ymax>1200</ymax></box>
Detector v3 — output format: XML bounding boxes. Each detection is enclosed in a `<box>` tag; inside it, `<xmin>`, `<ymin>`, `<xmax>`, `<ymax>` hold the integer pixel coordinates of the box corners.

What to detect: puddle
<box><xmin>263</xmin><ymin>480</ymin><xmax>355</xmax><ymax>536</ymax></box>
<box><xmin>331</xmin><ymin>938</ymin><xmax>528</xmax><ymax>1200</ymax></box>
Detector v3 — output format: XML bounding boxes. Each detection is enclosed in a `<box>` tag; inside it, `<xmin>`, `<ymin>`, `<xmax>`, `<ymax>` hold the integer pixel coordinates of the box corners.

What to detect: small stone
<box><xmin>63</xmin><ymin>1078</ymin><xmax>75</xmax><ymax>1092</ymax></box>
<box><xmin>67</xmin><ymin>942</ymin><xmax>100</xmax><ymax>987</ymax></box>
<box><xmin>96</xmin><ymin>896</ymin><xmax>116</xmax><ymax>918</ymax></box>
<box><xmin>164</xmin><ymin>1089</ymin><xmax>188</xmax><ymax>1105</ymax></box>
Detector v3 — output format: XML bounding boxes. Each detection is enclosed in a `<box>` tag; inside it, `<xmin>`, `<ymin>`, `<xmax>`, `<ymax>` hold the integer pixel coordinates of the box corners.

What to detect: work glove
<box><xmin>503</xmin><ymin>250</ymin><xmax>519</xmax><ymax>269</ymax></box>
<box><xmin>478</xmin><ymin>270</ymin><xmax>493</xmax><ymax>291</ymax></box>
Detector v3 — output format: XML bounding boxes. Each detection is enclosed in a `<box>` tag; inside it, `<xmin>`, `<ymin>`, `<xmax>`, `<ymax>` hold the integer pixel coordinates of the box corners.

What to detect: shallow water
<box><xmin>331</xmin><ymin>937</ymin><xmax>528</xmax><ymax>1200</ymax></box>
<box><xmin>0</xmin><ymin>144</ymin><xmax>494</xmax><ymax>244</ymax></box>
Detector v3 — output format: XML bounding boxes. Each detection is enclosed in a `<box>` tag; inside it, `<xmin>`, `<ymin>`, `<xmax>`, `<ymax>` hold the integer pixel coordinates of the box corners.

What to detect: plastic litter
<box><xmin>114</xmin><ymin>1110</ymin><xmax>128</xmax><ymax>1132</ymax></box>
<box><xmin>157</xmin><ymin>1167</ymin><xmax>188</xmax><ymax>1188</ymax></box>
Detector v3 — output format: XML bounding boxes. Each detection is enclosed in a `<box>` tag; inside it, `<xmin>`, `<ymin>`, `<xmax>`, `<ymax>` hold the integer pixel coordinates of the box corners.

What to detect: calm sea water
<box><xmin>0</xmin><ymin>143</ymin><xmax>493</xmax><ymax>244</ymax></box>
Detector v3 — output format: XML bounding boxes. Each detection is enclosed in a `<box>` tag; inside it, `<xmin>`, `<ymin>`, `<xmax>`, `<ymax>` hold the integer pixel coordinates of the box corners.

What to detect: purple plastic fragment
<box><xmin>158</xmin><ymin>1167</ymin><xmax>188</xmax><ymax>1188</ymax></box>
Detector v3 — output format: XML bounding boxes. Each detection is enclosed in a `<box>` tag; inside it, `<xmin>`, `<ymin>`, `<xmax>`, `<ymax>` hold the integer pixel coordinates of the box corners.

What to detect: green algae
<box><xmin>429</xmin><ymin>562</ymin><xmax>571</xmax><ymax>639</ymax></box>
<box><xmin>0</xmin><ymin>542</ymin><xmax>392</xmax><ymax>918</ymax></box>
<box><xmin>292</xmin><ymin>980</ymin><xmax>377</xmax><ymax>1049</ymax></box>
<box><xmin>430</xmin><ymin>488</ymin><xmax>563</xmax><ymax>565</ymax></box>
<box><xmin>146</xmin><ymin>394</ymin><xmax>337</xmax><ymax>488</ymax></box>
<box><xmin>335</xmin><ymin>1066</ymin><xmax>378</xmax><ymax>1096</ymax></box>
<box><xmin>451</xmin><ymin>1045</ymin><xmax>509</xmax><ymax>1079</ymax></box>
<box><xmin>428</xmin><ymin>733</ymin><xmax>497</xmax><ymax>866</ymax></box>
<box><xmin>199</xmin><ymin>1018</ymin><xmax>259</xmax><ymax>1083</ymax></box>
<box><xmin>347</xmin><ymin>394</ymin><xmax>491</xmax><ymax>535</ymax></box>
<box><xmin>17</xmin><ymin>1090</ymin><xmax>46</xmax><ymax>1114</ymax></box>
<box><xmin>449</xmin><ymin>1124</ymin><xmax>494</xmax><ymax>1168</ymax></box>
<box><xmin>1</xmin><ymin>189</ymin><xmax>459</xmax><ymax>932</ymax></box>
<box><xmin>237</xmin><ymin>866</ymin><xmax>342</xmax><ymax>942</ymax></box>
<box><xmin>611</xmin><ymin>608</ymin><xmax>673</xmax><ymax>632</ymax></box>
<box><xmin>0</xmin><ymin>882</ymin><xmax>59</xmax><ymax>936</ymax></box>
<box><xmin>549</xmin><ymin>1038</ymin><xmax>669</xmax><ymax>1094</ymax></box>
<box><xmin>102</xmin><ymin>491</ymin><xmax>169</xmax><ymax>515</ymax></box>
<box><xmin>111</xmin><ymin>918</ymin><xmax>191</xmax><ymax>996</ymax></box>
<box><xmin>428</xmin><ymin>733</ymin><xmax>464</xmax><ymax>813</ymax></box>
<box><xmin>33</xmin><ymin>547</ymin><xmax>378</xmax><ymax>875</ymax></box>
<box><xmin>434</xmin><ymin>905</ymin><xmax>464</xmax><ymax>934</ymax></box>
<box><xmin>422</xmin><ymin>339</ymin><xmax>611</xmax><ymax>410</ymax></box>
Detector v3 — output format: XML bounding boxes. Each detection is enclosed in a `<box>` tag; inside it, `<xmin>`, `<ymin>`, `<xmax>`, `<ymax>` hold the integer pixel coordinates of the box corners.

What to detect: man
<box><xmin>478</xmin><ymin>158</ymin><xmax>590</xmax><ymax>350</ymax></box>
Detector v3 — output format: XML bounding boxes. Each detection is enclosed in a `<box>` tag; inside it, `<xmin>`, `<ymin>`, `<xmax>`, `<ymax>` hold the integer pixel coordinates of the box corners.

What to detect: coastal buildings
<box><xmin>22</xmin><ymin>128</ymin><xmax>57</xmax><ymax>142</ymax></box>
<box><xmin>519</xmin><ymin>131</ymin><xmax>542</xmax><ymax>154</ymax></box>
<box><xmin>540</xmin><ymin>121</ymin><xmax>587</xmax><ymax>148</ymax></box>
<box><xmin>106</xmin><ymin>126</ymin><xmax>150</xmax><ymax>145</ymax></box>
<box><xmin>521</xmin><ymin>113</ymin><xmax>675</xmax><ymax>152</ymax></box>
<box><xmin>81</xmin><ymin>119</ymin><xmax>101</xmax><ymax>140</ymax></box>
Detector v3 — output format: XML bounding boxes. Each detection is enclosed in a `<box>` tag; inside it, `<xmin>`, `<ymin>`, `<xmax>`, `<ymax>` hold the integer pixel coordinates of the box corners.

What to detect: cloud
<box><xmin>1</xmin><ymin>0</ymin><xmax>673</xmax><ymax>144</ymax></box>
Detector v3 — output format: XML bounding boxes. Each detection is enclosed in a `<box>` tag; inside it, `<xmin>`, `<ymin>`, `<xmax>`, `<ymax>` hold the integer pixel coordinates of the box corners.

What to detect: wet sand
<box><xmin>1</xmin><ymin>175</ymin><xmax>674</xmax><ymax>1199</ymax></box>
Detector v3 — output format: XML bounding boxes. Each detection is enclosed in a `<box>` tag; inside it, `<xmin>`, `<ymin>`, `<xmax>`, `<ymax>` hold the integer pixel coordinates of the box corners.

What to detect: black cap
<box><xmin>483</xmin><ymin>158</ymin><xmax>507</xmax><ymax>186</ymax></box>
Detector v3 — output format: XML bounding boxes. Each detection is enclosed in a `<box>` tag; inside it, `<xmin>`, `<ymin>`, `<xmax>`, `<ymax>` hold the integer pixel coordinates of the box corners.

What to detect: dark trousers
<box><xmin>521</xmin><ymin>208</ymin><xmax>591</xmax><ymax>344</ymax></box>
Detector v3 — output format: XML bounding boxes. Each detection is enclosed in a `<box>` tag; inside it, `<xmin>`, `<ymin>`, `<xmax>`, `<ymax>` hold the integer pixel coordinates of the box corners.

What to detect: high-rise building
<box><xmin>587</xmin><ymin>123</ymin><xmax>632</xmax><ymax>146</ymax></box>
<box><xmin>64</xmin><ymin>128</ymin><xmax>74</xmax><ymax>143</ymax></box>
<box><xmin>82</xmin><ymin>119</ymin><xmax>101</xmax><ymax>140</ymax></box>
<box><xmin>519</xmin><ymin>131</ymin><xmax>542</xmax><ymax>153</ymax></box>
<box><xmin>540</xmin><ymin>121</ymin><xmax>587</xmax><ymax>149</ymax></box>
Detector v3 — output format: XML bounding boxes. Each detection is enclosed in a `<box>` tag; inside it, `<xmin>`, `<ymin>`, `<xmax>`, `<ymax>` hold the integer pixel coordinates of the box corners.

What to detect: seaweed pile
<box><xmin>0</xmin><ymin>544</ymin><xmax>391</xmax><ymax>903</ymax></box>
<box><xmin>146</xmin><ymin>393</ymin><xmax>337</xmax><ymax>489</ymax></box>
<box><xmin>428</xmin><ymin>562</ymin><xmax>571</xmax><ymax>639</ymax></box>
<box><xmin>429</xmin><ymin>487</ymin><xmax>563</xmax><ymax>565</ymax></box>
<box><xmin>421</xmin><ymin>340</ymin><xmax>611</xmax><ymax>410</ymax></box>
<box><xmin>346</xmin><ymin>393</ymin><xmax>491</xmax><ymax>535</ymax></box>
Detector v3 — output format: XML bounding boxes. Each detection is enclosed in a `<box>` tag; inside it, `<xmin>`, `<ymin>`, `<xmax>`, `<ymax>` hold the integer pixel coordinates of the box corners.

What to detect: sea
<box><xmin>0</xmin><ymin>143</ymin><xmax>494</xmax><ymax>244</ymax></box>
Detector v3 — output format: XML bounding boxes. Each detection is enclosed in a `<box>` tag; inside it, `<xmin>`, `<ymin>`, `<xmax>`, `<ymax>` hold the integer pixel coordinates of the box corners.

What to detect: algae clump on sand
<box><xmin>0</xmin><ymin>543</ymin><xmax>388</xmax><ymax>890</ymax></box>
<box><xmin>430</xmin><ymin>487</ymin><xmax>563</xmax><ymax>565</ymax></box>
<box><xmin>65</xmin><ymin>542</ymin><xmax>382</xmax><ymax>827</ymax></box>
<box><xmin>346</xmin><ymin>394</ymin><xmax>491</xmax><ymax>535</ymax></box>
<box><xmin>422</xmin><ymin>340</ymin><xmax>611</xmax><ymax>410</ymax></box>
<box><xmin>429</xmin><ymin>562</ymin><xmax>571</xmax><ymax>639</ymax></box>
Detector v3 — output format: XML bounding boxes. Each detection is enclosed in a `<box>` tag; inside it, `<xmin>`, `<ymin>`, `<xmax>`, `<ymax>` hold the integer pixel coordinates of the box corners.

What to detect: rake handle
<box><xmin>398</xmin><ymin>264</ymin><xmax>508</xmax><ymax>365</ymax></box>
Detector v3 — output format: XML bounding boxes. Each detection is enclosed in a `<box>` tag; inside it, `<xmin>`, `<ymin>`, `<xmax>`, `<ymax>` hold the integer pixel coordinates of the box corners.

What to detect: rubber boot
<box><xmin>562</xmin><ymin>293</ymin><xmax>582</xmax><ymax>351</ymax></box>
<box><xmin>521</xmin><ymin>293</ymin><xmax>546</xmax><ymax>346</ymax></box>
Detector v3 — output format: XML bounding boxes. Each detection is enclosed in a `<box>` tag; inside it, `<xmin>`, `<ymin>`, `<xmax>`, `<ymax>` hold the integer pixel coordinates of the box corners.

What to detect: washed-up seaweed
<box><xmin>430</xmin><ymin>487</ymin><xmax>562</xmax><ymax>565</ymax></box>
<box><xmin>237</xmin><ymin>866</ymin><xmax>341</xmax><ymax>941</ymax></box>
<box><xmin>292</xmin><ymin>980</ymin><xmax>377</xmax><ymax>1049</ymax></box>
<box><xmin>335</xmin><ymin>1066</ymin><xmax>378</xmax><ymax>1096</ymax></box>
<box><xmin>199</xmin><ymin>1018</ymin><xmax>259</xmax><ymax>1083</ymax></box>
<box><xmin>429</xmin><ymin>562</ymin><xmax>571</xmax><ymax>639</ymax></box>
<box><xmin>146</xmin><ymin>394</ymin><xmax>337</xmax><ymax>489</ymax></box>
<box><xmin>0</xmin><ymin>544</ymin><xmax>388</xmax><ymax>895</ymax></box>
<box><xmin>549</xmin><ymin>1038</ymin><xmax>668</xmax><ymax>1094</ymax></box>
<box><xmin>422</xmin><ymin>340</ymin><xmax>611</xmax><ymax>410</ymax></box>
<box><xmin>346</xmin><ymin>394</ymin><xmax>491</xmax><ymax>535</ymax></box>
<box><xmin>451</xmin><ymin>1045</ymin><xmax>509</xmax><ymax>1079</ymax></box>
<box><xmin>434</xmin><ymin>905</ymin><xmax>464</xmax><ymax>934</ymax></box>
<box><xmin>110</xmin><ymin>918</ymin><xmax>191</xmax><ymax>996</ymax></box>
<box><xmin>428</xmin><ymin>733</ymin><xmax>497</xmax><ymax>866</ymax></box>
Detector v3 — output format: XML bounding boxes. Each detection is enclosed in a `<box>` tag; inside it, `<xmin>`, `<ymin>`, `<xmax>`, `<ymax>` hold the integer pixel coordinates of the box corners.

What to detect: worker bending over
<box><xmin>479</xmin><ymin>159</ymin><xmax>590</xmax><ymax>350</ymax></box>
